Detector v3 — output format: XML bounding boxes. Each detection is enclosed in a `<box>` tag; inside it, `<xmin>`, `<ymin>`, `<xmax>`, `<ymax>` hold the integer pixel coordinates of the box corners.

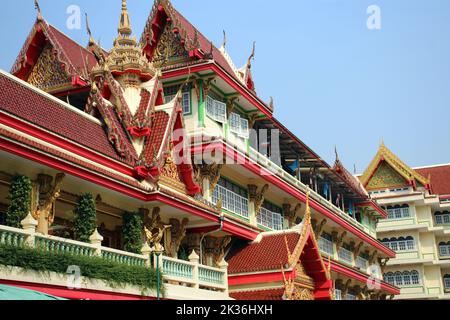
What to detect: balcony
<box><xmin>318</xmin><ymin>237</ymin><xmax>334</xmax><ymax>257</ymax></box>
<box><xmin>247</xmin><ymin>147</ymin><xmax>377</xmax><ymax>238</ymax></box>
<box><xmin>0</xmin><ymin>216</ymin><xmax>229</xmax><ymax>300</ymax></box>
<box><xmin>355</xmin><ymin>256</ymin><xmax>368</xmax><ymax>272</ymax></box>
<box><xmin>338</xmin><ymin>247</ymin><xmax>354</xmax><ymax>266</ymax></box>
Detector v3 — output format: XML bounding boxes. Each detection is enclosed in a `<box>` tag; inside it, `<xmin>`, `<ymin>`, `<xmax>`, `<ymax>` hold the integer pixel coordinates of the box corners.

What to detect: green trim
<box><xmin>257</xmin><ymin>224</ymin><xmax>273</xmax><ymax>232</ymax></box>
<box><xmin>162</xmin><ymin>77</ymin><xmax>189</xmax><ymax>86</ymax></box>
<box><xmin>197</xmin><ymin>80</ymin><xmax>205</xmax><ymax>128</ymax></box>
<box><xmin>222</xmin><ymin>209</ymin><xmax>250</xmax><ymax>223</ymax></box>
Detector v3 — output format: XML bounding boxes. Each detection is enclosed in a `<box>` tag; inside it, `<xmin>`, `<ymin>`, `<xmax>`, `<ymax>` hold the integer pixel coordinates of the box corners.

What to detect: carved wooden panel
<box><xmin>367</xmin><ymin>162</ymin><xmax>408</xmax><ymax>190</ymax></box>
<box><xmin>28</xmin><ymin>43</ymin><xmax>70</xmax><ymax>91</ymax></box>
<box><xmin>152</xmin><ymin>23</ymin><xmax>189</xmax><ymax>66</ymax></box>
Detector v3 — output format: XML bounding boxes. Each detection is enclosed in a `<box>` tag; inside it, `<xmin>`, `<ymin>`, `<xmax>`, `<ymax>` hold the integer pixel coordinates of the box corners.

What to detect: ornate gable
<box><xmin>360</xmin><ymin>143</ymin><xmax>430</xmax><ymax>191</ymax></box>
<box><xmin>27</xmin><ymin>43</ymin><xmax>71</xmax><ymax>92</ymax></box>
<box><xmin>366</xmin><ymin>161</ymin><xmax>409</xmax><ymax>190</ymax></box>
<box><xmin>152</xmin><ymin>22</ymin><xmax>189</xmax><ymax>67</ymax></box>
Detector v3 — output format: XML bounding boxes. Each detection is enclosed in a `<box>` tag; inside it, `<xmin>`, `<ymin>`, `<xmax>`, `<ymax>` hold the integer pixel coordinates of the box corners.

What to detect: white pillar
<box><xmin>141</xmin><ymin>243</ymin><xmax>152</xmax><ymax>267</ymax></box>
<box><xmin>189</xmin><ymin>250</ymin><xmax>200</xmax><ymax>289</ymax></box>
<box><xmin>219</xmin><ymin>258</ymin><xmax>229</xmax><ymax>295</ymax></box>
<box><xmin>89</xmin><ymin>229</ymin><xmax>104</xmax><ymax>256</ymax></box>
<box><xmin>20</xmin><ymin>213</ymin><xmax>37</xmax><ymax>248</ymax></box>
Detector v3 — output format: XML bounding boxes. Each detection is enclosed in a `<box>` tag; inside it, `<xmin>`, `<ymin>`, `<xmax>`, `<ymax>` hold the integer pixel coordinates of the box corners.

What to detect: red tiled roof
<box><xmin>0</xmin><ymin>72</ymin><xmax>127</xmax><ymax>163</ymax></box>
<box><xmin>230</xmin><ymin>289</ymin><xmax>285</xmax><ymax>301</ymax></box>
<box><xmin>142</xmin><ymin>110</ymin><xmax>170</xmax><ymax>164</ymax></box>
<box><xmin>46</xmin><ymin>25</ymin><xmax>98</xmax><ymax>76</ymax></box>
<box><xmin>416</xmin><ymin>165</ymin><xmax>450</xmax><ymax>196</ymax></box>
<box><xmin>227</xmin><ymin>232</ymin><xmax>301</xmax><ymax>274</ymax></box>
<box><xmin>12</xmin><ymin>20</ymin><xmax>97</xmax><ymax>81</ymax></box>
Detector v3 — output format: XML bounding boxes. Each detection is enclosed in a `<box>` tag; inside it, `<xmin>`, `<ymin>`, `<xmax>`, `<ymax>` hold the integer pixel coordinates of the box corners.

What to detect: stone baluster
<box><xmin>189</xmin><ymin>250</ymin><xmax>200</xmax><ymax>289</ymax></box>
<box><xmin>89</xmin><ymin>229</ymin><xmax>104</xmax><ymax>256</ymax></box>
<box><xmin>21</xmin><ymin>212</ymin><xmax>38</xmax><ymax>248</ymax></box>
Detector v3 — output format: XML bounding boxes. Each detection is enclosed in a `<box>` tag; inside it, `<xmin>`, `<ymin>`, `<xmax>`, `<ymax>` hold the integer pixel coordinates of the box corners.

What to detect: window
<box><xmin>338</xmin><ymin>243</ymin><xmax>353</xmax><ymax>265</ymax></box>
<box><xmin>439</xmin><ymin>242</ymin><xmax>450</xmax><ymax>257</ymax></box>
<box><xmin>229</xmin><ymin>112</ymin><xmax>250</xmax><ymax>138</ymax></box>
<box><xmin>384</xmin><ymin>270</ymin><xmax>421</xmax><ymax>287</ymax></box>
<box><xmin>435</xmin><ymin>211</ymin><xmax>450</xmax><ymax>225</ymax></box>
<box><xmin>164</xmin><ymin>84</ymin><xmax>191</xmax><ymax>114</ymax></box>
<box><xmin>356</xmin><ymin>255</ymin><xmax>368</xmax><ymax>271</ymax></box>
<box><xmin>444</xmin><ymin>275</ymin><xmax>450</xmax><ymax>289</ymax></box>
<box><xmin>258</xmin><ymin>202</ymin><xmax>283</xmax><ymax>231</ymax></box>
<box><xmin>381</xmin><ymin>237</ymin><xmax>416</xmax><ymax>252</ymax></box>
<box><xmin>319</xmin><ymin>233</ymin><xmax>334</xmax><ymax>256</ymax></box>
<box><xmin>212</xmin><ymin>178</ymin><xmax>249</xmax><ymax>218</ymax></box>
<box><xmin>386</xmin><ymin>204</ymin><xmax>410</xmax><ymax>220</ymax></box>
<box><xmin>206</xmin><ymin>96</ymin><xmax>227</xmax><ymax>123</ymax></box>
<box><xmin>334</xmin><ymin>289</ymin><xmax>342</xmax><ymax>300</ymax></box>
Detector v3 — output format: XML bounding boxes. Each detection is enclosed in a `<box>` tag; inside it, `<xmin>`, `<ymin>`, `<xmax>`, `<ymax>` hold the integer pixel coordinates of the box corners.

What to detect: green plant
<box><xmin>122</xmin><ymin>213</ymin><xmax>143</xmax><ymax>254</ymax></box>
<box><xmin>6</xmin><ymin>175</ymin><xmax>32</xmax><ymax>228</ymax></box>
<box><xmin>0</xmin><ymin>244</ymin><xmax>163</xmax><ymax>294</ymax></box>
<box><xmin>73</xmin><ymin>193</ymin><xmax>97</xmax><ymax>243</ymax></box>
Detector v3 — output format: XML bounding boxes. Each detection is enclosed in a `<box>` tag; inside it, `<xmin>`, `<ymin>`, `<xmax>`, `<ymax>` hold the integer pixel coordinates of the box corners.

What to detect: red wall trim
<box><xmin>228</xmin><ymin>270</ymin><xmax>295</xmax><ymax>286</ymax></box>
<box><xmin>0</xmin><ymin>138</ymin><xmax>258</xmax><ymax>241</ymax></box>
<box><xmin>0</xmin><ymin>279</ymin><xmax>155</xmax><ymax>300</ymax></box>
<box><xmin>330</xmin><ymin>261</ymin><xmax>400</xmax><ymax>295</ymax></box>
<box><xmin>192</xmin><ymin>142</ymin><xmax>395</xmax><ymax>258</ymax></box>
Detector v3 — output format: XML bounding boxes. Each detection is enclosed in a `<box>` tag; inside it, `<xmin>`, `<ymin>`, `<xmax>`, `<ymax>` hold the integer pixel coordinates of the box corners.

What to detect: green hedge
<box><xmin>6</xmin><ymin>175</ymin><xmax>32</xmax><ymax>228</ymax></box>
<box><xmin>0</xmin><ymin>244</ymin><xmax>163</xmax><ymax>295</ymax></box>
<box><xmin>73</xmin><ymin>193</ymin><xmax>97</xmax><ymax>243</ymax></box>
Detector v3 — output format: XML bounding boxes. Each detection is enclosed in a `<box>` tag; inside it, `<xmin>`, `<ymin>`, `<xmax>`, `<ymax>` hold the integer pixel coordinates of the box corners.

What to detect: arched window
<box><xmin>411</xmin><ymin>271</ymin><xmax>420</xmax><ymax>285</ymax></box>
<box><xmin>384</xmin><ymin>271</ymin><xmax>420</xmax><ymax>287</ymax></box>
<box><xmin>395</xmin><ymin>272</ymin><xmax>404</xmax><ymax>286</ymax></box>
<box><xmin>436</xmin><ymin>211</ymin><xmax>450</xmax><ymax>225</ymax></box>
<box><xmin>386</xmin><ymin>204</ymin><xmax>410</xmax><ymax>220</ymax></box>
<box><xmin>439</xmin><ymin>241</ymin><xmax>450</xmax><ymax>257</ymax></box>
<box><xmin>384</xmin><ymin>272</ymin><xmax>395</xmax><ymax>284</ymax></box>
<box><xmin>444</xmin><ymin>275</ymin><xmax>450</xmax><ymax>289</ymax></box>
<box><xmin>382</xmin><ymin>236</ymin><xmax>415</xmax><ymax>252</ymax></box>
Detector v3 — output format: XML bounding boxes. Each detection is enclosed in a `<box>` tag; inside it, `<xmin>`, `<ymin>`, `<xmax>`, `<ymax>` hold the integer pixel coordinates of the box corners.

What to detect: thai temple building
<box><xmin>360</xmin><ymin>143</ymin><xmax>450</xmax><ymax>299</ymax></box>
<box><xmin>0</xmin><ymin>0</ymin><xmax>400</xmax><ymax>300</ymax></box>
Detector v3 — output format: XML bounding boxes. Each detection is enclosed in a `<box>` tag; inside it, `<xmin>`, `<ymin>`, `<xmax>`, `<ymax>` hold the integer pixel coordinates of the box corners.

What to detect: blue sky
<box><xmin>1</xmin><ymin>0</ymin><xmax>449</xmax><ymax>173</ymax></box>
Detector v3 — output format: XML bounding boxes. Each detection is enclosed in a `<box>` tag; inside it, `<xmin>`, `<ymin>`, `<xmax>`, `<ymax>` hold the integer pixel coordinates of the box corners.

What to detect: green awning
<box><xmin>0</xmin><ymin>285</ymin><xmax>66</xmax><ymax>300</ymax></box>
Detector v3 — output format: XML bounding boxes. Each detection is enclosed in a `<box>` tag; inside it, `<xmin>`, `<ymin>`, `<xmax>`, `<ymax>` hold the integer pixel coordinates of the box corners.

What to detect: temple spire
<box><xmin>118</xmin><ymin>0</ymin><xmax>132</xmax><ymax>36</ymax></box>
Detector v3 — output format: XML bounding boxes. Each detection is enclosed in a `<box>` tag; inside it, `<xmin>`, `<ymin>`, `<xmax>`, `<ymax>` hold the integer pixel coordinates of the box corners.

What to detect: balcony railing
<box><xmin>258</xmin><ymin>207</ymin><xmax>283</xmax><ymax>231</ymax></box>
<box><xmin>247</xmin><ymin>147</ymin><xmax>377</xmax><ymax>238</ymax></box>
<box><xmin>0</xmin><ymin>216</ymin><xmax>229</xmax><ymax>294</ymax></box>
<box><xmin>158</xmin><ymin>255</ymin><xmax>228</xmax><ymax>292</ymax></box>
<box><xmin>318</xmin><ymin>237</ymin><xmax>334</xmax><ymax>256</ymax></box>
<box><xmin>213</xmin><ymin>184</ymin><xmax>249</xmax><ymax>219</ymax></box>
<box><xmin>338</xmin><ymin>247</ymin><xmax>354</xmax><ymax>265</ymax></box>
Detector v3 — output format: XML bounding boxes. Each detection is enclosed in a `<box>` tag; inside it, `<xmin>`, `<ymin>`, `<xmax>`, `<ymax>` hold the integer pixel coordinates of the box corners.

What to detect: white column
<box><xmin>89</xmin><ymin>229</ymin><xmax>104</xmax><ymax>256</ymax></box>
<box><xmin>189</xmin><ymin>250</ymin><xmax>200</xmax><ymax>289</ymax></box>
<box><xmin>219</xmin><ymin>258</ymin><xmax>229</xmax><ymax>295</ymax></box>
<box><xmin>20</xmin><ymin>213</ymin><xmax>37</xmax><ymax>248</ymax></box>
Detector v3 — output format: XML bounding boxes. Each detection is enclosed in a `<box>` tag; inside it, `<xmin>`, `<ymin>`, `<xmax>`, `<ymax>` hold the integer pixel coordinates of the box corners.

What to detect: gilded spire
<box><xmin>118</xmin><ymin>0</ymin><xmax>132</xmax><ymax>36</ymax></box>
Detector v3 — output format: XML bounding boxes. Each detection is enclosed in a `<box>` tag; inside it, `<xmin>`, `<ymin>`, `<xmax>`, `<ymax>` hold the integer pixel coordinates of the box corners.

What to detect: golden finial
<box><xmin>268</xmin><ymin>96</ymin><xmax>274</xmax><ymax>110</ymax></box>
<box><xmin>247</xmin><ymin>41</ymin><xmax>256</xmax><ymax>68</ymax></box>
<box><xmin>335</xmin><ymin>146</ymin><xmax>340</xmax><ymax>162</ymax></box>
<box><xmin>118</xmin><ymin>0</ymin><xmax>132</xmax><ymax>36</ymax></box>
<box><xmin>380</xmin><ymin>138</ymin><xmax>385</xmax><ymax>147</ymax></box>
<box><xmin>34</xmin><ymin>0</ymin><xmax>43</xmax><ymax>21</ymax></box>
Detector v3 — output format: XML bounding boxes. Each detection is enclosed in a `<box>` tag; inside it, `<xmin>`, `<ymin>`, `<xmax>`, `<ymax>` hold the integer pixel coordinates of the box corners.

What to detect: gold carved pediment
<box><xmin>27</xmin><ymin>43</ymin><xmax>71</xmax><ymax>92</ymax></box>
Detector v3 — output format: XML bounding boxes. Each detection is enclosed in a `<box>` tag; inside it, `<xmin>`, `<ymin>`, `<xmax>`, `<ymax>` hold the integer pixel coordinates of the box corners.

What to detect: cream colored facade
<box><xmin>360</xmin><ymin>144</ymin><xmax>450</xmax><ymax>300</ymax></box>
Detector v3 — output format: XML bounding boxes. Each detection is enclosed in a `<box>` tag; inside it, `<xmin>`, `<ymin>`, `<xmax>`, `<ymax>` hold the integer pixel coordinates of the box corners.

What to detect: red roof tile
<box><xmin>230</xmin><ymin>289</ymin><xmax>285</xmax><ymax>301</ymax></box>
<box><xmin>416</xmin><ymin>165</ymin><xmax>450</xmax><ymax>196</ymax></box>
<box><xmin>0</xmin><ymin>72</ymin><xmax>128</xmax><ymax>163</ymax></box>
<box><xmin>227</xmin><ymin>232</ymin><xmax>301</xmax><ymax>274</ymax></box>
<box><xmin>142</xmin><ymin>110</ymin><xmax>170</xmax><ymax>164</ymax></box>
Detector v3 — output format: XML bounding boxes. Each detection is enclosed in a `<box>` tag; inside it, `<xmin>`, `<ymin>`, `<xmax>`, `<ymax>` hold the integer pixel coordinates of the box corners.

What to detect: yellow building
<box><xmin>360</xmin><ymin>143</ymin><xmax>450</xmax><ymax>299</ymax></box>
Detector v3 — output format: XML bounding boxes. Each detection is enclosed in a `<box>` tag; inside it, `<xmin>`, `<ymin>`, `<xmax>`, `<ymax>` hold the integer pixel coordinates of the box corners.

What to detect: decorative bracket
<box><xmin>249</xmin><ymin>184</ymin><xmax>269</xmax><ymax>216</ymax></box>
